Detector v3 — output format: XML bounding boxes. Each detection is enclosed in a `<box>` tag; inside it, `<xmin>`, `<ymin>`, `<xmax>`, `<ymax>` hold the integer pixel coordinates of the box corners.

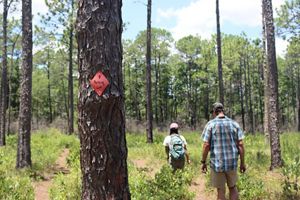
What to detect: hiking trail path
<box><xmin>33</xmin><ymin>149</ymin><xmax>70</xmax><ymax>200</ymax></box>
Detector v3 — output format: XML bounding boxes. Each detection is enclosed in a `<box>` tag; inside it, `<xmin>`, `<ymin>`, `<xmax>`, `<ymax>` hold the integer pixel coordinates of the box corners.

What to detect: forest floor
<box><xmin>33</xmin><ymin>149</ymin><xmax>70</xmax><ymax>200</ymax></box>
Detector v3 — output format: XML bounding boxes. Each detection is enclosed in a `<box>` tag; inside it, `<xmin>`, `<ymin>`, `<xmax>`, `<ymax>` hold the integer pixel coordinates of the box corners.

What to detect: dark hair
<box><xmin>170</xmin><ymin>128</ymin><xmax>178</xmax><ymax>135</ymax></box>
<box><xmin>214</xmin><ymin>108</ymin><xmax>224</xmax><ymax>115</ymax></box>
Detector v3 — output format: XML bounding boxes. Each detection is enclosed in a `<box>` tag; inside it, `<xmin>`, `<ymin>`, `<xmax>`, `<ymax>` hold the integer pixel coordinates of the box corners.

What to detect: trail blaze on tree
<box><xmin>76</xmin><ymin>0</ymin><xmax>130</xmax><ymax>199</ymax></box>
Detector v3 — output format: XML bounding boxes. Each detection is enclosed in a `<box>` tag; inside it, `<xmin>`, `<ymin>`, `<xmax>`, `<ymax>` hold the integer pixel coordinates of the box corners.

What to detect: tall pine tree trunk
<box><xmin>146</xmin><ymin>0</ymin><xmax>153</xmax><ymax>143</ymax></box>
<box><xmin>262</xmin><ymin>0</ymin><xmax>269</xmax><ymax>139</ymax></box>
<box><xmin>68</xmin><ymin>0</ymin><xmax>74</xmax><ymax>134</ymax></box>
<box><xmin>77</xmin><ymin>0</ymin><xmax>130</xmax><ymax>198</ymax></box>
<box><xmin>16</xmin><ymin>0</ymin><xmax>32</xmax><ymax>168</ymax></box>
<box><xmin>263</xmin><ymin>0</ymin><xmax>283</xmax><ymax>169</ymax></box>
<box><xmin>216</xmin><ymin>0</ymin><xmax>224</xmax><ymax>104</ymax></box>
<box><xmin>0</xmin><ymin>0</ymin><xmax>8</xmax><ymax>146</ymax></box>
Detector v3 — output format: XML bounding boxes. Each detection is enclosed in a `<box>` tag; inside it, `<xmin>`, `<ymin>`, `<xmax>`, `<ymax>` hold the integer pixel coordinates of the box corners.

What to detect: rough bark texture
<box><xmin>216</xmin><ymin>0</ymin><xmax>224</xmax><ymax>105</ymax></box>
<box><xmin>0</xmin><ymin>0</ymin><xmax>8</xmax><ymax>146</ymax></box>
<box><xmin>262</xmin><ymin>0</ymin><xmax>269</xmax><ymax>139</ymax></box>
<box><xmin>76</xmin><ymin>0</ymin><xmax>130</xmax><ymax>199</ymax></box>
<box><xmin>16</xmin><ymin>0</ymin><xmax>32</xmax><ymax>168</ymax></box>
<box><xmin>146</xmin><ymin>0</ymin><xmax>153</xmax><ymax>143</ymax></box>
<box><xmin>68</xmin><ymin>0</ymin><xmax>74</xmax><ymax>134</ymax></box>
<box><xmin>263</xmin><ymin>0</ymin><xmax>283</xmax><ymax>169</ymax></box>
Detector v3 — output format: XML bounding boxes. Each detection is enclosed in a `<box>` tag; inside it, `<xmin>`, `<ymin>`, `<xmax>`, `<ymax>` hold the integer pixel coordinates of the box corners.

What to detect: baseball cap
<box><xmin>170</xmin><ymin>123</ymin><xmax>179</xmax><ymax>129</ymax></box>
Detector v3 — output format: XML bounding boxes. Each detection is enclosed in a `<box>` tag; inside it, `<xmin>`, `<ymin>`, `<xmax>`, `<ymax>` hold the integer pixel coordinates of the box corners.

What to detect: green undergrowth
<box><xmin>0</xmin><ymin>128</ymin><xmax>78</xmax><ymax>200</ymax></box>
<box><xmin>1</xmin><ymin>129</ymin><xmax>300</xmax><ymax>200</ymax></box>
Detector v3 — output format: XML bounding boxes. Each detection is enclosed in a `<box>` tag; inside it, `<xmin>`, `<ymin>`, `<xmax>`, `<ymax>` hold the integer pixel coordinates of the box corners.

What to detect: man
<box><xmin>163</xmin><ymin>122</ymin><xmax>191</xmax><ymax>170</ymax></box>
<box><xmin>201</xmin><ymin>103</ymin><xmax>246</xmax><ymax>200</ymax></box>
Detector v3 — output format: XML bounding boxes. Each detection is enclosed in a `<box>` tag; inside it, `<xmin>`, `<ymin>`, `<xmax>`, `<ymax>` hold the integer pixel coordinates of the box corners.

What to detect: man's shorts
<box><xmin>211</xmin><ymin>169</ymin><xmax>238</xmax><ymax>189</ymax></box>
<box><xmin>170</xmin><ymin>157</ymin><xmax>185</xmax><ymax>170</ymax></box>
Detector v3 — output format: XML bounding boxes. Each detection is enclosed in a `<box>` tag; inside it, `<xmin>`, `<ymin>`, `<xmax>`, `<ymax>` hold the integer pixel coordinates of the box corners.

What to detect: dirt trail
<box><xmin>33</xmin><ymin>149</ymin><xmax>70</xmax><ymax>200</ymax></box>
<box><xmin>190</xmin><ymin>173</ymin><xmax>214</xmax><ymax>200</ymax></box>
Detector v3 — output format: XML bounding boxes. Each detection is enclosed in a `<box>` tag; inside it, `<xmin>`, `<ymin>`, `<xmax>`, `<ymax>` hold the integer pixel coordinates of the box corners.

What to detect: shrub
<box><xmin>237</xmin><ymin>173</ymin><xmax>266</xmax><ymax>200</ymax></box>
<box><xmin>130</xmin><ymin>165</ymin><xmax>194</xmax><ymax>200</ymax></box>
<box><xmin>282</xmin><ymin>156</ymin><xmax>300</xmax><ymax>200</ymax></box>
<box><xmin>0</xmin><ymin>173</ymin><xmax>34</xmax><ymax>200</ymax></box>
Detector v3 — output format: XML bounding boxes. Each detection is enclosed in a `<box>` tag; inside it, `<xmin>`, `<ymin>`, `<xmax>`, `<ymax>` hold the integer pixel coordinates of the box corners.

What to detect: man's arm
<box><xmin>238</xmin><ymin>140</ymin><xmax>246</xmax><ymax>173</ymax></box>
<box><xmin>184</xmin><ymin>145</ymin><xmax>191</xmax><ymax>164</ymax></box>
<box><xmin>201</xmin><ymin>142</ymin><xmax>210</xmax><ymax>173</ymax></box>
<box><xmin>165</xmin><ymin>146</ymin><xmax>169</xmax><ymax>161</ymax></box>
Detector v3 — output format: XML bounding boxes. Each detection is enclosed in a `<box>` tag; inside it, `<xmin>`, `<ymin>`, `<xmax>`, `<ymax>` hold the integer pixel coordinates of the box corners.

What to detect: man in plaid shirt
<box><xmin>201</xmin><ymin>102</ymin><xmax>246</xmax><ymax>200</ymax></box>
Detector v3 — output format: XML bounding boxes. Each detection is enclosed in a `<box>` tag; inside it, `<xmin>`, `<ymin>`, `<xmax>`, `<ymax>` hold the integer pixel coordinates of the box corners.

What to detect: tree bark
<box><xmin>146</xmin><ymin>0</ymin><xmax>153</xmax><ymax>143</ymax></box>
<box><xmin>262</xmin><ymin>0</ymin><xmax>283</xmax><ymax>169</ymax></box>
<box><xmin>216</xmin><ymin>0</ymin><xmax>224</xmax><ymax>105</ymax></box>
<box><xmin>16</xmin><ymin>0</ymin><xmax>32</xmax><ymax>169</ymax></box>
<box><xmin>68</xmin><ymin>0</ymin><xmax>74</xmax><ymax>134</ymax></box>
<box><xmin>0</xmin><ymin>0</ymin><xmax>8</xmax><ymax>146</ymax></box>
<box><xmin>262</xmin><ymin>0</ymin><xmax>269</xmax><ymax>139</ymax></box>
<box><xmin>77</xmin><ymin>0</ymin><xmax>131</xmax><ymax>199</ymax></box>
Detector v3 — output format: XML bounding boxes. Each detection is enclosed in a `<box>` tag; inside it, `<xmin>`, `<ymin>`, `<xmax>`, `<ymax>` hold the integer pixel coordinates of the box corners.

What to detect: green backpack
<box><xmin>169</xmin><ymin>134</ymin><xmax>185</xmax><ymax>160</ymax></box>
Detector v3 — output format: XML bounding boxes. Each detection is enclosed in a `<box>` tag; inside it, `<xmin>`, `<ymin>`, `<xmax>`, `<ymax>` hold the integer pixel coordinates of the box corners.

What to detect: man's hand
<box><xmin>201</xmin><ymin>163</ymin><xmax>207</xmax><ymax>173</ymax></box>
<box><xmin>240</xmin><ymin>164</ymin><xmax>246</xmax><ymax>173</ymax></box>
<box><xmin>187</xmin><ymin>159</ymin><xmax>191</xmax><ymax>164</ymax></box>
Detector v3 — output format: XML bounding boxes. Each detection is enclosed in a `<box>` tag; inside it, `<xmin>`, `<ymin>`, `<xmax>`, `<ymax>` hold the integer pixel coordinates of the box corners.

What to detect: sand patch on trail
<box><xmin>33</xmin><ymin>149</ymin><xmax>70</xmax><ymax>200</ymax></box>
<box><xmin>190</xmin><ymin>173</ymin><xmax>215</xmax><ymax>200</ymax></box>
<box><xmin>131</xmin><ymin>159</ymin><xmax>162</xmax><ymax>177</ymax></box>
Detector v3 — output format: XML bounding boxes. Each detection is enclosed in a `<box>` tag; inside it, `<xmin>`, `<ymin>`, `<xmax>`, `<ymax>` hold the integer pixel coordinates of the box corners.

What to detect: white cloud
<box><xmin>158</xmin><ymin>0</ymin><xmax>285</xmax><ymax>54</ymax></box>
<box><xmin>276</xmin><ymin>38</ymin><xmax>288</xmax><ymax>57</ymax></box>
<box><xmin>32</xmin><ymin>0</ymin><xmax>49</xmax><ymax>25</ymax></box>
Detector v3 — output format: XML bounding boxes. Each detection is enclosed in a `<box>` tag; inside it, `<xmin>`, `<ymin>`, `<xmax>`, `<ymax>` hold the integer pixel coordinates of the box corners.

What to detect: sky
<box><xmin>30</xmin><ymin>0</ymin><xmax>287</xmax><ymax>55</ymax></box>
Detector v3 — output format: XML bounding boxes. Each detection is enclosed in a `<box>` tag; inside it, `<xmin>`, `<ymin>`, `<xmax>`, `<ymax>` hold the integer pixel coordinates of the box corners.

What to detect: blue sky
<box><xmin>122</xmin><ymin>0</ymin><xmax>287</xmax><ymax>55</ymax></box>
<box><xmin>31</xmin><ymin>0</ymin><xmax>287</xmax><ymax>55</ymax></box>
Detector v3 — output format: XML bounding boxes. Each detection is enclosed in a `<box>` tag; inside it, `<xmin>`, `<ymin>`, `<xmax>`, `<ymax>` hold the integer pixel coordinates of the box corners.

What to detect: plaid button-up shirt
<box><xmin>202</xmin><ymin>116</ymin><xmax>244</xmax><ymax>172</ymax></box>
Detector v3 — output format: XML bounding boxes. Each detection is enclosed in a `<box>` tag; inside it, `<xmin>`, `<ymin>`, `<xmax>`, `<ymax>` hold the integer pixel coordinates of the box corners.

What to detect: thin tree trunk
<box><xmin>16</xmin><ymin>0</ymin><xmax>32</xmax><ymax>169</ymax></box>
<box><xmin>247</xmin><ymin>55</ymin><xmax>254</xmax><ymax>134</ymax></box>
<box><xmin>263</xmin><ymin>0</ymin><xmax>283</xmax><ymax>169</ymax></box>
<box><xmin>47</xmin><ymin>48</ymin><xmax>53</xmax><ymax>123</ymax></box>
<box><xmin>204</xmin><ymin>64</ymin><xmax>210</xmax><ymax>121</ymax></box>
<box><xmin>296</xmin><ymin>66</ymin><xmax>300</xmax><ymax>132</ymax></box>
<box><xmin>216</xmin><ymin>0</ymin><xmax>224</xmax><ymax>105</ymax></box>
<box><xmin>0</xmin><ymin>0</ymin><xmax>8</xmax><ymax>146</ymax></box>
<box><xmin>8</xmin><ymin>36</ymin><xmax>19</xmax><ymax>135</ymax></box>
<box><xmin>243</xmin><ymin>58</ymin><xmax>249</xmax><ymax>131</ymax></box>
<box><xmin>68</xmin><ymin>0</ymin><xmax>74</xmax><ymax>134</ymax></box>
<box><xmin>146</xmin><ymin>0</ymin><xmax>153</xmax><ymax>143</ymax></box>
<box><xmin>77</xmin><ymin>0</ymin><xmax>131</xmax><ymax>198</ymax></box>
<box><xmin>239</xmin><ymin>58</ymin><xmax>245</xmax><ymax>131</ymax></box>
<box><xmin>154</xmin><ymin>54</ymin><xmax>158</xmax><ymax>125</ymax></box>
